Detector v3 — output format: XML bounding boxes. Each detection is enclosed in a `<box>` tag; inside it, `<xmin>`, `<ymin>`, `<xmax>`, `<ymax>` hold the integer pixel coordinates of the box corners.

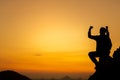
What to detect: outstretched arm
<box><xmin>106</xmin><ymin>26</ymin><xmax>109</xmax><ymax>36</ymax></box>
<box><xmin>88</xmin><ymin>26</ymin><xmax>93</xmax><ymax>38</ymax></box>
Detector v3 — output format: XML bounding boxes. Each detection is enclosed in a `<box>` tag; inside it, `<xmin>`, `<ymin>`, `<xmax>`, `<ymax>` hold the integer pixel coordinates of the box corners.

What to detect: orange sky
<box><xmin>0</xmin><ymin>0</ymin><xmax>120</xmax><ymax>79</ymax></box>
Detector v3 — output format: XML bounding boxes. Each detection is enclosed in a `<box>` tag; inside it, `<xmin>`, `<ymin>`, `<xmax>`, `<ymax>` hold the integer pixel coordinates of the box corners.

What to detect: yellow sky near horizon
<box><xmin>0</xmin><ymin>0</ymin><xmax>120</xmax><ymax>78</ymax></box>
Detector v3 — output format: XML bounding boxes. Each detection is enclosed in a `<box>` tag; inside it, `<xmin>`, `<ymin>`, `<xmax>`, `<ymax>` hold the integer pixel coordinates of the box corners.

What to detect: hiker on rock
<box><xmin>88</xmin><ymin>26</ymin><xmax>112</xmax><ymax>65</ymax></box>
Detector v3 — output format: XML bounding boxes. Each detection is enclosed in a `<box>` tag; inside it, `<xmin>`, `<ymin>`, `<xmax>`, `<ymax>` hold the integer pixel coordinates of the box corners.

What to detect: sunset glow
<box><xmin>0</xmin><ymin>0</ymin><xmax>120</xmax><ymax>79</ymax></box>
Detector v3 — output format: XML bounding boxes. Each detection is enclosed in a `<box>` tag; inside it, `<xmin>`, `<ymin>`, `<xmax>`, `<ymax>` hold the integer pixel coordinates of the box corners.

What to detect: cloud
<box><xmin>34</xmin><ymin>53</ymin><xmax>42</xmax><ymax>56</ymax></box>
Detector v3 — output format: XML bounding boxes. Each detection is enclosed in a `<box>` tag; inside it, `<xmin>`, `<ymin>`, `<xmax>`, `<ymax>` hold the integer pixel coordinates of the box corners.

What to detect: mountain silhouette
<box><xmin>0</xmin><ymin>70</ymin><xmax>31</xmax><ymax>80</ymax></box>
<box><xmin>88</xmin><ymin>47</ymin><xmax>120</xmax><ymax>80</ymax></box>
<box><xmin>61</xmin><ymin>76</ymin><xmax>73</xmax><ymax>80</ymax></box>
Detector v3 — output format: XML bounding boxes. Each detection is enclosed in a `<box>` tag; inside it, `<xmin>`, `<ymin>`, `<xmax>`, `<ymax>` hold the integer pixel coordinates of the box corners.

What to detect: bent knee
<box><xmin>88</xmin><ymin>52</ymin><xmax>93</xmax><ymax>57</ymax></box>
<box><xmin>88</xmin><ymin>52</ymin><xmax>95</xmax><ymax>57</ymax></box>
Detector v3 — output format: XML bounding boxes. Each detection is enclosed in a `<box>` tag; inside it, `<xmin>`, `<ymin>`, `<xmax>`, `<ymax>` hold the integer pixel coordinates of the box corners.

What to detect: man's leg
<box><xmin>88</xmin><ymin>51</ymin><xmax>99</xmax><ymax>65</ymax></box>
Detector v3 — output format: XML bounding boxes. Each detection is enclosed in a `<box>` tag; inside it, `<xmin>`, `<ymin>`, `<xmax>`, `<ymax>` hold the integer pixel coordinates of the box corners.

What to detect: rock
<box><xmin>88</xmin><ymin>48</ymin><xmax>120</xmax><ymax>80</ymax></box>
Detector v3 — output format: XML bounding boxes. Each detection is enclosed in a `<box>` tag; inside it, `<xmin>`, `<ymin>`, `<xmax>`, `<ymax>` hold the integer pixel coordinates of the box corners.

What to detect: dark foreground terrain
<box><xmin>89</xmin><ymin>47</ymin><xmax>120</xmax><ymax>80</ymax></box>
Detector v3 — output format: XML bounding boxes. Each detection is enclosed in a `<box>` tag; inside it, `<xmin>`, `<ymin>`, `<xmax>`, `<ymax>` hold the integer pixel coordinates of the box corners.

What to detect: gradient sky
<box><xmin>0</xmin><ymin>0</ymin><xmax>120</xmax><ymax>79</ymax></box>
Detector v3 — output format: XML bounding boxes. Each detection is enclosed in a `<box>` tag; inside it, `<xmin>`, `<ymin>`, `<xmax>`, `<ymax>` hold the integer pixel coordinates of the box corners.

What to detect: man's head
<box><xmin>100</xmin><ymin>27</ymin><xmax>106</xmax><ymax>35</ymax></box>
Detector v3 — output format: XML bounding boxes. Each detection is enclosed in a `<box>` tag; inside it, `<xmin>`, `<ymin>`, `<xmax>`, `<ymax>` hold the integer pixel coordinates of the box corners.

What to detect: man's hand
<box><xmin>88</xmin><ymin>26</ymin><xmax>93</xmax><ymax>38</ymax></box>
<box><xmin>89</xmin><ymin>26</ymin><xmax>93</xmax><ymax>30</ymax></box>
<box><xmin>106</xmin><ymin>26</ymin><xmax>108</xmax><ymax>30</ymax></box>
<box><xmin>105</xmin><ymin>26</ymin><xmax>109</xmax><ymax>36</ymax></box>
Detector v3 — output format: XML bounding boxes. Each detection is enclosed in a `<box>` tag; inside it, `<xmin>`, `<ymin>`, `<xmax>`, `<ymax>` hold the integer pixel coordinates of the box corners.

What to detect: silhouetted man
<box><xmin>88</xmin><ymin>26</ymin><xmax>112</xmax><ymax>65</ymax></box>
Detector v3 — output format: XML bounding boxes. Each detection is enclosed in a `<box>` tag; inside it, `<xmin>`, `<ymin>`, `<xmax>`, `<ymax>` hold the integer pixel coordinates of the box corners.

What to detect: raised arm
<box><xmin>88</xmin><ymin>26</ymin><xmax>93</xmax><ymax>38</ymax></box>
<box><xmin>106</xmin><ymin>26</ymin><xmax>109</xmax><ymax>36</ymax></box>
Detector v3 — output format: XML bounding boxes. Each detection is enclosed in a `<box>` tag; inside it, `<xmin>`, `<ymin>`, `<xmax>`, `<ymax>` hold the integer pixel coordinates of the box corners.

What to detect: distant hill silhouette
<box><xmin>88</xmin><ymin>47</ymin><xmax>120</xmax><ymax>80</ymax></box>
<box><xmin>0</xmin><ymin>70</ymin><xmax>31</xmax><ymax>80</ymax></box>
<box><xmin>60</xmin><ymin>76</ymin><xmax>73</xmax><ymax>80</ymax></box>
